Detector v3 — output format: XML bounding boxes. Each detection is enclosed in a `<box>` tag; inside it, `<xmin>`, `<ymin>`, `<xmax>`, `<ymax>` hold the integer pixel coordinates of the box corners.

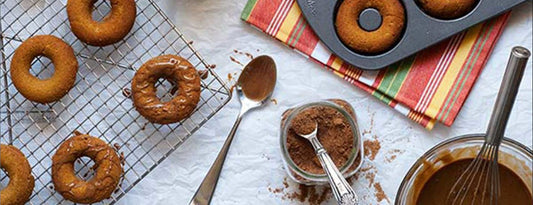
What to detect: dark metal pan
<box><xmin>297</xmin><ymin>0</ymin><xmax>528</xmax><ymax>70</ymax></box>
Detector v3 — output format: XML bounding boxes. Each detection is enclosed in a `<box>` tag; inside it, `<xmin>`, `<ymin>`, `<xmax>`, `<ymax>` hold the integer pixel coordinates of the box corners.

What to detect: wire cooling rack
<box><xmin>0</xmin><ymin>0</ymin><xmax>230</xmax><ymax>204</ymax></box>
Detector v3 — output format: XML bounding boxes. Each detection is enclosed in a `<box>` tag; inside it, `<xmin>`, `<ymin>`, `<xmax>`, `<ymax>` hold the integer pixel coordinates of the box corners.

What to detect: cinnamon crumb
<box><xmin>364</xmin><ymin>136</ymin><xmax>381</xmax><ymax>160</ymax></box>
<box><xmin>359</xmin><ymin>165</ymin><xmax>375</xmax><ymax>173</ymax></box>
<box><xmin>245</xmin><ymin>52</ymin><xmax>254</xmax><ymax>60</ymax></box>
<box><xmin>232</xmin><ymin>49</ymin><xmax>254</xmax><ymax>60</ymax></box>
<box><xmin>385</xmin><ymin>149</ymin><xmax>404</xmax><ymax>162</ymax></box>
<box><xmin>230</xmin><ymin>56</ymin><xmax>244</xmax><ymax>66</ymax></box>
<box><xmin>374</xmin><ymin>183</ymin><xmax>390</xmax><ymax>203</ymax></box>
<box><xmin>198</xmin><ymin>70</ymin><xmax>209</xmax><ymax>79</ymax></box>
<box><xmin>386</xmin><ymin>155</ymin><xmax>398</xmax><ymax>162</ymax></box>
<box><xmin>269</xmin><ymin>179</ymin><xmax>332</xmax><ymax>205</ymax></box>
<box><xmin>271</xmin><ymin>98</ymin><xmax>278</xmax><ymax>105</ymax></box>
<box><xmin>365</xmin><ymin>171</ymin><xmax>375</xmax><ymax>188</ymax></box>
<box><xmin>227</xmin><ymin>73</ymin><xmax>233</xmax><ymax>82</ymax></box>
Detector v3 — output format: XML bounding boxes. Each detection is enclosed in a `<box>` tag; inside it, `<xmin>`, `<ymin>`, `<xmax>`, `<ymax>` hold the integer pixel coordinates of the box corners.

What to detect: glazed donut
<box><xmin>67</xmin><ymin>0</ymin><xmax>136</xmax><ymax>46</ymax></box>
<box><xmin>418</xmin><ymin>0</ymin><xmax>477</xmax><ymax>19</ymax></box>
<box><xmin>0</xmin><ymin>144</ymin><xmax>35</xmax><ymax>205</ymax></box>
<box><xmin>52</xmin><ymin>132</ymin><xmax>122</xmax><ymax>204</ymax></box>
<box><xmin>132</xmin><ymin>55</ymin><xmax>201</xmax><ymax>124</ymax></box>
<box><xmin>10</xmin><ymin>35</ymin><xmax>78</xmax><ymax>104</ymax></box>
<box><xmin>335</xmin><ymin>0</ymin><xmax>405</xmax><ymax>54</ymax></box>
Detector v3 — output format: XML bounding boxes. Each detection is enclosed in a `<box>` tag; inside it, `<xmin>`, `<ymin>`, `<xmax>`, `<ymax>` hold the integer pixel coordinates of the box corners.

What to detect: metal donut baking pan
<box><xmin>296</xmin><ymin>0</ymin><xmax>528</xmax><ymax>70</ymax></box>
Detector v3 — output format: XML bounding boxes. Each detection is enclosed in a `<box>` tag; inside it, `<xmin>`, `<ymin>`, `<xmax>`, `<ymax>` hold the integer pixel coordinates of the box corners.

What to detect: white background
<box><xmin>119</xmin><ymin>1</ymin><xmax>533</xmax><ymax>204</ymax></box>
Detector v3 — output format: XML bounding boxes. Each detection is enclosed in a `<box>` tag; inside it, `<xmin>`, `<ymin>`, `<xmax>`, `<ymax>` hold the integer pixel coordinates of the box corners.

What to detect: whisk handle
<box><xmin>486</xmin><ymin>46</ymin><xmax>530</xmax><ymax>146</ymax></box>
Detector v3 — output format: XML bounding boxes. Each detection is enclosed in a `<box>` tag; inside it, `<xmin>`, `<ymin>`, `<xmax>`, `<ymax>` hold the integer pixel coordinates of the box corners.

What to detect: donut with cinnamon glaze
<box><xmin>52</xmin><ymin>132</ymin><xmax>122</xmax><ymax>204</ymax></box>
<box><xmin>131</xmin><ymin>55</ymin><xmax>201</xmax><ymax>124</ymax></box>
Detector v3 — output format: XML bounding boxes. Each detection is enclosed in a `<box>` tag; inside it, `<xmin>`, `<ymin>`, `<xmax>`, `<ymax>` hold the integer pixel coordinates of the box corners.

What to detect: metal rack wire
<box><xmin>0</xmin><ymin>0</ymin><xmax>231</xmax><ymax>204</ymax></box>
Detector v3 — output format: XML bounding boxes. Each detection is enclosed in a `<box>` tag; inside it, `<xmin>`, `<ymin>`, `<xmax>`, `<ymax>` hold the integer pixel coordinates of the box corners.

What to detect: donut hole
<box><xmin>155</xmin><ymin>78</ymin><xmax>179</xmax><ymax>103</ymax></box>
<box><xmin>30</xmin><ymin>55</ymin><xmax>55</xmax><ymax>80</ymax></box>
<box><xmin>74</xmin><ymin>156</ymin><xmax>96</xmax><ymax>181</ymax></box>
<box><xmin>0</xmin><ymin>168</ymin><xmax>9</xmax><ymax>189</ymax></box>
<box><xmin>91</xmin><ymin>0</ymin><xmax>112</xmax><ymax>22</ymax></box>
<box><xmin>358</xmin><ymin>8</ymin><xmax>382</xmax><ymax>32</ymax></box>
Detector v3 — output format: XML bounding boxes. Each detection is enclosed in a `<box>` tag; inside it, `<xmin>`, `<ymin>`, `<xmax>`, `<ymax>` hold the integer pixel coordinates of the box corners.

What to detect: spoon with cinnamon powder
<box><xmin>295</xmin><ymin>122</ymin><xmax>358</xmax><ymax>205</ymax></box>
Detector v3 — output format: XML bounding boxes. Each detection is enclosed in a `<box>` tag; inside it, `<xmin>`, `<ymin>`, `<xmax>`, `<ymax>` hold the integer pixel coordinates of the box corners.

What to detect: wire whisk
<box><xmin>447</xmin><ymin>46</ymin><xmax>531</xmax><ymax>205</ymax></box>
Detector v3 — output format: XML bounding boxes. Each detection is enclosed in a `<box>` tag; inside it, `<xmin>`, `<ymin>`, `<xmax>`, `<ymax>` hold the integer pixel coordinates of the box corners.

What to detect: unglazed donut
<box><xmin>10</xmin><ymin>35</ymin><xmax>78</xmax><ymax>103</ymax></box>
<box><xmin>67</xmin><ymin>0</ymin><xmax>136</xmax><ymax>46</ymax></box>
<box><xmin>0</xmin><ymin>144</ymin><xmax>35</xmax><ymax>205</ymax></box>
<box><xmin>52</xmin><ymin>132</ymin><xmax>122</xmax><ymax>204</ymax></box>
<box><xmin>132</xmin><ymin>55</ymin><xmax>201</xmax><ymax>124</ymax></box>
<box><xmin>418</xmin><ymin>0</ymin><xmax>477</xmax><ymax>19</ymax></box>
<box><xmin>335</xmin><ymin>0</ymin><xmax>405</xmax><ymax>54</ymax></box>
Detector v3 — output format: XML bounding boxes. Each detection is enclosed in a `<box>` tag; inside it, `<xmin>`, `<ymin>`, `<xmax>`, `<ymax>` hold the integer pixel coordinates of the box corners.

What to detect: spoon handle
<box><xmin>308</xmin><ymin>137</ymin><xmax>358</xmax><ymax>205</ymax></box>
<box><xmin>486</xmin><ymin>46</ymin><xmax>530</xmax><ymax>146</ymax></box>
<box><xmin>189</xmin><ymin>116</ymin><xmax>243</xmax><ymax>205</ymax></box>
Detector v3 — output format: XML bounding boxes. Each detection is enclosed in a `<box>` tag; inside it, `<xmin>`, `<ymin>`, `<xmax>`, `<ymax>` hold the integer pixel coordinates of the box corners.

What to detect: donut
<box><xmin>335</xmin><ymin>0</ymin><xmax>405</xmax><ymax>54</ymax></box>
<box><xmin>131</xmin><ymin>55</ymin><xmax>201</xmax><ymax>124</ymax></box>
<box><xmin>10</xmin><ymin>35</ymin><xmax>78</xmax><ymax>104</ymax></box>
<box><xmin>67</xmin><ymin>0</ymin><xmax>136</xmax><ymax>46</ymax></box>
<box><xmin>418</xmin><ymin>0</ymin><xmax>477</xmax><ymax>19</ymax></box>
<box><xmin>52</xmin><ymin>132</ymin><xmax>122</xmax><ymax>204</ymax></box>
<box><xmin>0</xmin><ymin>144</ymin><xmax>35</xmax><ymax>205</ymax></box>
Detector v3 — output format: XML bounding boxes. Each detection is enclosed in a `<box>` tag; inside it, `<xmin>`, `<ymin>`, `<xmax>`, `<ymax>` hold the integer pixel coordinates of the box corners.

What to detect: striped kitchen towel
<box><xmin>241</xmin><ymin>0</ymin><xmax>510</xmax><ymax>129</ymax></box>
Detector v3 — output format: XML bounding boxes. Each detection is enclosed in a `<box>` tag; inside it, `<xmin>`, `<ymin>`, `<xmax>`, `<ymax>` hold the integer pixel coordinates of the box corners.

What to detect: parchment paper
<box><xmin>117</xmin><ymin>1</ymin><xmax>532</xmax><ymax>204</ymax></box>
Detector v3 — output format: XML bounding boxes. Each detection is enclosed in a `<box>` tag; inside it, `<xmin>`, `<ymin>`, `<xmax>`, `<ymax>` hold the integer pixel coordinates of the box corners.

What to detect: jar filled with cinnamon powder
<box><xmin>280</xmin><ymin>99</ymin><xmax>363</xmax><ymax>185</ymax></box>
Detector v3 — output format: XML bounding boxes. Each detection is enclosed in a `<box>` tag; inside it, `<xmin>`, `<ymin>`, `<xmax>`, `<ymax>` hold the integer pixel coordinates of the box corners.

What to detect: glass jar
<box><xmin>396</xmin><ymin>134</ymin><xmax>533</xmax><ymax>204</ymax></box>
<box><xmin>279</xmin><ymin>99</ymin><xmax>364</xmax><ymax>185</ymax></box>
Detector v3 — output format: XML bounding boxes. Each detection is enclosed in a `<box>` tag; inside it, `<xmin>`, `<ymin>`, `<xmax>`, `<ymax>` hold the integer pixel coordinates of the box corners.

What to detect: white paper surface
<box><xmin>117</xmin><ymin>1</ymin><xmax>533</xmax><ymax>204</ymax></box>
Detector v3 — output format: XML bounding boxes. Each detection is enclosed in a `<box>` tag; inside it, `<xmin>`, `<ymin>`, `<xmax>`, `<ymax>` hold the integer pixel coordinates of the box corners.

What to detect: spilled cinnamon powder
<box><xmin>198</xmin><ymin>70</ymin><xmax>209</xmax><ymax>79</ymax></box>
<box><xmin>233</xmin><ymin>49</ymin><xmax>254</xmax><ymax>60</ymax></box>
<box><xmin>364</xmin><ymin>136</ymin><xmax>381</xmax><ymax>161</ymax></box>
<box><xmin>227</xmin><ymin>73</ymin><xmax>233</xmax><ymax>82</ymax></box>
<box><xmin>374</xmin><ymin>183</ymin><xmax>390</xmax><ymax>203</ymax></box>
<box><xmin>268</xmin><ymin>181</ymin><xmax>332</xmax><ymax>205</ymax></box>
<box><xmin>385</xmin><ymin>149</ymin><xmax>404</xmax><ymax>163</ymax></box>
<box><xmin>230</xmin><ymin>56</ymin><xmax>244</xmax><ymax>66</ymax></box>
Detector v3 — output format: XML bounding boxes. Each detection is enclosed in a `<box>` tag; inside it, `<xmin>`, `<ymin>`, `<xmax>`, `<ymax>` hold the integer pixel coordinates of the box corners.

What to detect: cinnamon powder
<box><xmin>363</xmin><ymin>136</ymin><xmax>381</xmax><ymax>161</ymax></box>
<box><xmin>284</xmin><ymin>100</ymin><xmax>355</xmax><ymax>174</ymax></box>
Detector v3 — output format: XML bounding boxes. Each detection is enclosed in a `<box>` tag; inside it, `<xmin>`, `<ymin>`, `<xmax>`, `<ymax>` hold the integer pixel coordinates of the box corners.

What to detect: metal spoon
<box><xmin>189</xmin><ymin>55</ymin><xmax>277</xmax><ymax>205</ymax></box>
<box><xmin>296</xmin><ymin>123</ymin><xmax>358</xmax><ymax>205</ymax></box>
